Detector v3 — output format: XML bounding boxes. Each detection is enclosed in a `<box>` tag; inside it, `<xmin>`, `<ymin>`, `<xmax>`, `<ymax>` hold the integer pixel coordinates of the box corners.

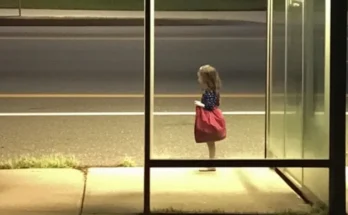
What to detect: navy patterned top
<box><xmin>201</xmin><ymin>90</ymin><xmax>220</xmax><ymax>111</ymax></box>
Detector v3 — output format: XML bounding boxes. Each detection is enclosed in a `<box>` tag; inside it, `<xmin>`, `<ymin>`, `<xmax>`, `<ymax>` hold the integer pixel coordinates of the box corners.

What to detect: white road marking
<box><xmin>0</xmin><ymin>111</ymin><xmax>343</xmax><ymax>116</ymax></box>
<box><xmin>0</xmin><ymin>111</ymin><xmax>265</xmax><ymax>116</ymax></box>
<box><xmin>0</xmin><ymin>93</ymin><xmax>265</xmax><ymax>98</ymax></box>
<box><xmin>0</xmin><ymin>36</ymin><xmax>265</xmax><ymax>41</ymax></box>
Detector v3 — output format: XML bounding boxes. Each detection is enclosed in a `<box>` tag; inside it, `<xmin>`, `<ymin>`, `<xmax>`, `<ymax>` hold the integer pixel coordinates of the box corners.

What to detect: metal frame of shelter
<box><xmin>143</xmin><ymin>0</ymin><xmax>346</xmax><ymax>214</ymax></box>
<box><xmin>0</xmin><ymin>0</ymin><xmax>345</xmax><ymax>214</ymax></box>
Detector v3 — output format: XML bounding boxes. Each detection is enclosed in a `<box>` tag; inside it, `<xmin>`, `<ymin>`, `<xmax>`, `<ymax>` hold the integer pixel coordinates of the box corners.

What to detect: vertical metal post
<box><xmin>265</xmin><ymin>0</ymin><xmax>273</xmax><ymax>158</ymax></box>
<box><xmin>144</xmin><ymin>0</ymin><xmax>154</xmax><ymax>214</ymax></box>
<box><xmin>18</xmin><ymin>0</ymin><xmax>22</xmax><ymax>17</ymax></box>
<box><xmin>301</xmin><ymin>0</ymin><xmax>314</xmax><ymax>187</ymax></box>
<box><xmin>327</xmin><ymin>0</ymin><xmax>346</xmax><ymax>213</ymax></box>
<box><xmin>283</xmin><ymin>0</ymin><xmax>289</xmax><ymax>159</ymax></box>
<box><xmin>302</xmin><ymin>0</ymin><xmax>314</xmax><ymax>120</ymax></box>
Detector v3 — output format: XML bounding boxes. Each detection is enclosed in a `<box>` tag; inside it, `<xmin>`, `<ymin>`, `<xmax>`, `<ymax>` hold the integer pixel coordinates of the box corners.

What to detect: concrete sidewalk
<box><xmin>0</xmin><ymin>9</ymin><xmax>266</xmax><ymax>23</ymax></box>
<box><xmin>0</xmin><ymin>167</ymin><xmax>311</xmax><ymax>215</ymax></box>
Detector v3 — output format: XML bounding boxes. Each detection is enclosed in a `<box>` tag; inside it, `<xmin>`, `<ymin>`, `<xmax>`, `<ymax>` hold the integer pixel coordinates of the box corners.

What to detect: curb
<box><xmin>0</xmin><ymin>17</ymin><xmax>264</xmax><ymax>26</ymax></box>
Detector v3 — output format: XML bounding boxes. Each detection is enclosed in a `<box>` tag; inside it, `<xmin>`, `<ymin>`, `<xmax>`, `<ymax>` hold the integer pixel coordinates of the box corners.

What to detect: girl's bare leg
<box><xmin>207</xmin><ymin>141</ymin><xmax>216</xmax><ymax>159</ymax></box>
<box><xmin>199</xmin><ymin>141</ymin><xmax>216</xmax><ymax>172</ymax></box>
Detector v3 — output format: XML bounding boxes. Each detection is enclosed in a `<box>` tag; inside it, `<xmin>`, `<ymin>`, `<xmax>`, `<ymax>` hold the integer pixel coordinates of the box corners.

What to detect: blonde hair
<box><xmin>198</xmin><ymin>64</ymin><xmax>221</xmax><ymax>92</ymax></box>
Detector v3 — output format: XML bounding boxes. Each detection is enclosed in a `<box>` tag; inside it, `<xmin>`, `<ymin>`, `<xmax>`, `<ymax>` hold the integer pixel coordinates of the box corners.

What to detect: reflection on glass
<box><xmin>283</xmin><ymin>0</ymin><xmax>305</xmax><ymax>188</ymax></box>
<box><xmin>268</xmin><ymin>0</ymin><xmax>286</xmax><ymax>159</ymax></box>
<box><xmin>302</xmin><ymin>0</ymin><xmax>329</xmax><ymax>205</ymax></box>
<box><xmin>268</xmin><ymin>0</ymin><xmax>329</xmax><ymax>206</ymax></box>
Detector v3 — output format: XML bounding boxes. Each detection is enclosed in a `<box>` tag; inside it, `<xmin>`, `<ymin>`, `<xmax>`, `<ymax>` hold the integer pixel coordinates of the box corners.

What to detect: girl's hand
<box><xmin>194</xmin><ymin>100</ymin><xmax>205</xmax><ymax>107</ymax></box>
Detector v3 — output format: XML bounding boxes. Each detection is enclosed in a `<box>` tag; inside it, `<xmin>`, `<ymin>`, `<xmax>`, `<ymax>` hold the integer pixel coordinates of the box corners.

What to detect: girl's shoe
<box><xmin>199</xmin><ymin>167</ymin><xmax>216</xmax><ymax>172</ymax></box>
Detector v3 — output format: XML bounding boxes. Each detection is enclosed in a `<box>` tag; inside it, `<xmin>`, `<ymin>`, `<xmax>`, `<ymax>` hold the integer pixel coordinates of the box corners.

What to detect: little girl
<box><xmin>194</xmin><ymin>64</ymin><xmax>222</xmax><ymax>172</ymax></box>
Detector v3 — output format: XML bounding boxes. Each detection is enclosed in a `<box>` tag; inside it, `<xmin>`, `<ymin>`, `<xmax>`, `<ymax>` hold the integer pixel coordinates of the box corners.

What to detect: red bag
<box><xmin>194</xmin><ymin>106</ymin><xmax>226</xmax><ymax>143</ymax></box>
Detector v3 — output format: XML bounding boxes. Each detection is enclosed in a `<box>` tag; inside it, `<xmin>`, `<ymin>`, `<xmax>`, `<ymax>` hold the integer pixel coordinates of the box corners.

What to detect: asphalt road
<box><xmin>0</xmin><ymin>97</ymin><xmax>266</xmax><ymax>112</ymax></box>
<box><xmin>0</xmin><ymin>115</ymin><xmax>266</xmax><ymax>166</ymax></box>
<box><xmin>0</xmin><ymin>24</ymin><xmax>268</xmax><ymax>166</ymax></box>
<box><xmin>0</xmin><ymin>24</ymin><xmax>342</xmax><ymax>165</ymax></box>
<box><xmin>0</xmin><ymin>25</ymin><xmax>267</xmax><ymax>94</ymax></box>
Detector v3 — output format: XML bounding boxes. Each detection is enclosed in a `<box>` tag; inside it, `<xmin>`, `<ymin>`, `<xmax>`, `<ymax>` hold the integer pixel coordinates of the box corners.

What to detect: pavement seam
<box><xmin>78</xmin><ymin>168</ymin><xmax>88</xmax><ymax>215</ymax></box>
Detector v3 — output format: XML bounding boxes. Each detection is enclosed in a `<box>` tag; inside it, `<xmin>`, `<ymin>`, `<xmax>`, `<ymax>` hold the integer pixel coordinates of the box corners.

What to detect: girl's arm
<box><xmin>194</xmin><ymin>100</ymin><xmax>205</xmax><ymax>107</ymax></box>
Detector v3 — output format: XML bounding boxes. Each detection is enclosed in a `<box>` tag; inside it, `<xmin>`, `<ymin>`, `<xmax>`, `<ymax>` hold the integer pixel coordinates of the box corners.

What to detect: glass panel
<box><xmin>152</xmin><ymin>0</ymin><xmax>267</xmax><ymax>161</ymax></box>
<box><xmin>267</xmin><ymin>0</ymin><xmax>286</xmax><ymax>159</ymax></box>
<box><xmin>280</xmin><ymin>167</ymin><xmax>329</xmax><ymax>212</ymax></box>
<box><xmin>153</xmin><ymin>115</ymin><xmax>265</xmax><ymax>160</ymax></box>
<box><xmin>283</xmin><ymin>0</ymin><xmax>305</xmax><ymax>184</ymax></box>
<box><xmin>267</xmin><ymin>0</ymin><xmax>330</xmax><ymax>207</ymax></box>
<box><xmin>284</xmin><ymin>0</ymin><xmax>304</xmax><ymax>160</ymax></box>
<box><xmin>302</xmin><ymin>0</ymin><xmax>329</xmax><ymax>207</ymax></box>
<box><xmin>0</xmin><ymin>4</ymin><xmax>145</xmax><ymax>166</ymax></box>
<box><xmin>302</xmin><ymin>168</ymin><xmax>328</xmax><ymax>204</ymax></box>
<box><xmin>150</xmin><ymin>168</ymin><xmax>325</xmax><ymax>214</ymax></box>
<box><xmin>302</xmin><ymin>0</ymin><xmax>328</xmax><ymax>160</ymax></box>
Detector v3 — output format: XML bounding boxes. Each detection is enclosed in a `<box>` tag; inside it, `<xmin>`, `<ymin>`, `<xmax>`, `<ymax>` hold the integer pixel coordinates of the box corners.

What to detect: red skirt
<box><xmin>194</xmin><ymin>106</ymin><xmax>227</xmax><ymax>143</ymax></box>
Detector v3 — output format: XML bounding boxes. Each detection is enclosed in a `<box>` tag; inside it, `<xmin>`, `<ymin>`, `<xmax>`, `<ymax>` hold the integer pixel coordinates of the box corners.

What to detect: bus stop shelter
<box><xmin>142</xmin><ymin>0</ymin><xmax>346</xmax><ymax>214</ymax></box>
